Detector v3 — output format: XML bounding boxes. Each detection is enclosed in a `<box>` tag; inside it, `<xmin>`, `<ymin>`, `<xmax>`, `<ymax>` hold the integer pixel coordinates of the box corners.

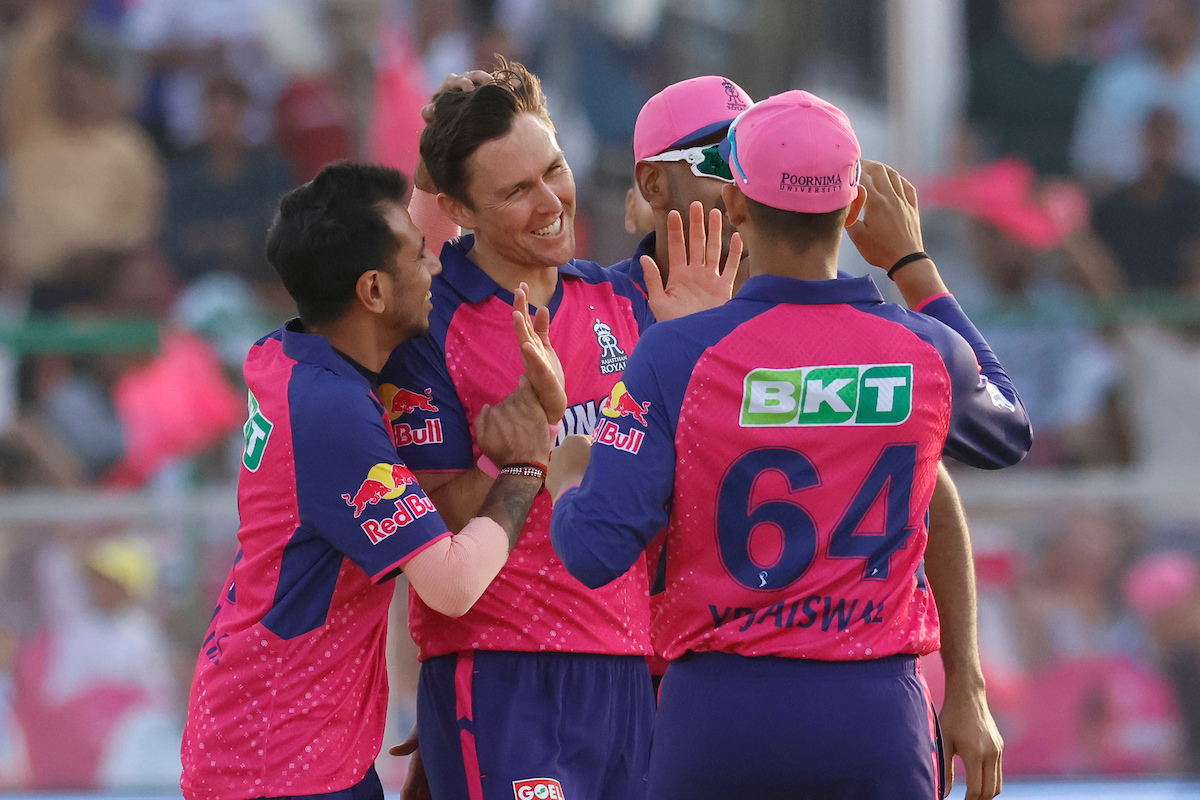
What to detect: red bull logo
<box><xmin>395</xmin><ymin>418</ymin><xmax>444</xmax><ymax>447</ymax></box>
<box><xmin>379</xmin><ymin>384</ymin><xmax>439</xmax><ymax>420</ymax></box>
<box><xmin>342</xmin><ymin>463</ymin><xmax>417</xmax><ymax>517</ymax></box>
<box><xmin>600</xmin><ymin>381</ymin><xmax>650</xmax><ymax>426</ymax></box>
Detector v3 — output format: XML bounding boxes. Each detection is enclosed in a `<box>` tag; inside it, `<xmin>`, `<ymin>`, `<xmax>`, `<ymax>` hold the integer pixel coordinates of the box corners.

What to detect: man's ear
<box><xmin>355</xmin><ymin>269</ymin><xmax>387</xmax><ymax>315</ymax></box>
<box><xmin>436</xmin><ymin>192</ymin><xmax>477</xmax><ymax>230</ymax></box>
<box><xmin>723</xmin><ymin>183</ymin><xmax>749</xmax><ymax>228</ymax></box>
<box><xmin>635</xmin><ymin>161</ymin><xmax>670</xmax><ymax>211</ymax></box>
<box><xmin>844</xmin><ymin>184</ymin><xmax>867</xmax><ymax>228</ymax></box>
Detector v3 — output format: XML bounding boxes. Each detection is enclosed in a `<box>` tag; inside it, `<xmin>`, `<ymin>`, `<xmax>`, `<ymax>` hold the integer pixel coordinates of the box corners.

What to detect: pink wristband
<box><xmin>476</xmin><ymin>453</ymin><xmax>500</xmax><ymax>479</ymax></box>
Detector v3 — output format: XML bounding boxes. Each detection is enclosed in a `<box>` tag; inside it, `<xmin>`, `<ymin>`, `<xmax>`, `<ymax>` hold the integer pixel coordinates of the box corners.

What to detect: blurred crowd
<box><xmin>0</xmin><ymin>0</ymin><xmax>1197</xmax><ymax>791</ymax></box>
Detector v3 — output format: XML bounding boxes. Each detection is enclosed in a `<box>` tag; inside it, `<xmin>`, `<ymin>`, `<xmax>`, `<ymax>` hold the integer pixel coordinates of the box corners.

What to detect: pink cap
<box><xmin>1124</xmin><ymin>550</ymin><xmax>1199</xmax><ymax>619</ymax></box>
<box><xmin>720</xmin><ymin>90</ymin><xmax>861</xmax><ymax>214</ymax></box>
<box><xmin>634</xmin><ymin>76</ymin><xmax>752</xmax><ymax>162</ymax></box>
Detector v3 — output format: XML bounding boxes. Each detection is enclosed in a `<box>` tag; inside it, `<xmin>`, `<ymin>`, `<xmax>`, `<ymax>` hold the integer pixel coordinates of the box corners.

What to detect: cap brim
<box><xmin>666</xmin><ymin>118</ymin><xmax>736</xmax><ymax>152</ymax></box>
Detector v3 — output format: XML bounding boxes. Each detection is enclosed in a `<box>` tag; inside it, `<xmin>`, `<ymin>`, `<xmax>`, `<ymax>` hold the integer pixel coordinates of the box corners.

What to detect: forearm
<box><xmin>418</xmin><ymin>468</ymin><xmax>494</xmax><ymax>533</ymax></box>
<box><xmin>924</xmin><ymin>463</ymin><xmax>985</xmax><ymax>690</ymax></box>
<box><xmin>889</xmin><ymin>257</ymin><xmax>949</xmax><ymax>309</ymax></box>
<box><xmin>476</xmin><ymin>473</ymin><xmax>541</xmax><ymax>550</ymax></box>
<box><xmin>404</xmin><ymin>474</ymin><xmax>541</xmax><ymax>616</ymax></box>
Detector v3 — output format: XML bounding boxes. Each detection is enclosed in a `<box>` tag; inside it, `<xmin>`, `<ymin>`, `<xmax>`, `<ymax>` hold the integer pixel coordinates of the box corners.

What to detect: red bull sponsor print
<box><xmin>600</xmin><ymin>381</ymin><xmax>650</xmax><ymax>426</ymax></box>
<box><xmin>342</xmin><ymin>463</ymin><xmax>417</xmax><ymax>517</ymax></box>
<box><xmin>380</xmin><ymin>383</ymin><xmax>440</xmax><ymax>419</ymax></box>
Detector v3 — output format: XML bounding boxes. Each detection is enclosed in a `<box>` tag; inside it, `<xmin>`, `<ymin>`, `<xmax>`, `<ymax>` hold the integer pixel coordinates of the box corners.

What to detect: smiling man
<box><xmin>180</xmin><ymin>163</ymin><xmax>563</xmax><ymax>800</ymax></box>
<box><xmin>376</xmin><ymin>60</ymin><xmax>682</xmax><ymax>800</ymax></box>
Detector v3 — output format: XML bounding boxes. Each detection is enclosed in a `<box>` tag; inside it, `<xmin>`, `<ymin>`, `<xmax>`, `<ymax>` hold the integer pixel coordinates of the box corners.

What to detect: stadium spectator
<box><xmin>1</xmin><ymin>0</ymin><xmax>163</xmax><ymax>310</ymax></box>
<box><xmin>1092</xmin><ymin>107</ymin><xmax>1200</xmax><ymax>291</ymax></box>
<box><xmin>161</xmin><ymin>74</ymin><xmax>291</xmax><ymax>299</ymax></box>
<box><xmin>963</xmin><ymin>0</ymin><xmax>1093</xmax><ymax>176</ymax></box>
<box><xmin>1072</xmin><ymin>0</ymin><xmax>1200</xmax><ymax>189</ymax></box>
<box><xmin>14</xmin><ymin>536</ymin><xmax>181</xmax><ymax>790</ymax></box>
<box><xmin>120</xmin><ymin>0</ymin><xmax>287</xmax><ymax>152</ymax></box>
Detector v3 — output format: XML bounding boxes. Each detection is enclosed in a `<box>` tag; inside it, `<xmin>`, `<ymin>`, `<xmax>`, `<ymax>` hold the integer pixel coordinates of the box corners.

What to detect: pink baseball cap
<box><xmin>719</xmin><ymin>90</ymin><xmax>862</xmax><ymax>214</ymax></box>
<box><xmin>634</xmin><ymin>76</ymin><xmax>752</xmax><ymax>162</ymax></box>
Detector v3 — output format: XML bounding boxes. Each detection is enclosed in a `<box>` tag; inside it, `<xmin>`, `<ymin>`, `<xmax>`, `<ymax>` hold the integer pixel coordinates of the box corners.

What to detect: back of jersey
<box><xmin>653</xmin><ymin>296</ymin><xmax>951</xmax><ymax>662</ymax></box>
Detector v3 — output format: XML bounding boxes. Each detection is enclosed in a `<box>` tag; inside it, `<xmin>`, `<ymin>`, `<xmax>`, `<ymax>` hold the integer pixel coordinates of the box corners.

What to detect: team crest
<box><xmin>593</xmin><ymin>318</ymin><xmax>627</xmax><ymax>375</ymax></box>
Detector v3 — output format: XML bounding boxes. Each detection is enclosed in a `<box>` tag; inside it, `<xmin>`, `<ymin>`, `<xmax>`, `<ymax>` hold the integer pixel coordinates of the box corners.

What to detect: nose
<box><xmin>533</xmin><ymin>179</ymin><xmax>563</xmax><ymax>217</ymax></box>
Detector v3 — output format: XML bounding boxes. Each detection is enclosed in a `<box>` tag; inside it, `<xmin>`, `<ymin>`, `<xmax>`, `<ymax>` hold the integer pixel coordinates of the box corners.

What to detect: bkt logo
<box><xmin>379</xmin><ymin>383</ymin><xmax>439</xmax><ymax>420</ymax></box>
<box><xmin>741</xmin><ymin>363</ymin><xmax>914</xmax><ymax>426</ymax></box>
<box><xmin>512</xmin><ymin>778</ymin><xmax>564</xmax><ymax>800</ymax></box>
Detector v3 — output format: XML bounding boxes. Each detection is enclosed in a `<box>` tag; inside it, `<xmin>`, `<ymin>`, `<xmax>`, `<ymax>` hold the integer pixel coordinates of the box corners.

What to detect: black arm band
<box><xmin>887</xmin><ymin>251</ymin><xmax>930</xmax><ymax>280</ymax></box>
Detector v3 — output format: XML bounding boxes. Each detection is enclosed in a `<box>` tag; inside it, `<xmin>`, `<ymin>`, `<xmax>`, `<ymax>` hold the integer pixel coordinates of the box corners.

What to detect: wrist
<box><xmin>497</xmin><ymin>461</ymin><xmax>548</xmax><ymax>482</ymax></box>
<box><xmin>887</xmin><ymin>251</ymin><xmax>930</xmax><ymax>280</ymax></box>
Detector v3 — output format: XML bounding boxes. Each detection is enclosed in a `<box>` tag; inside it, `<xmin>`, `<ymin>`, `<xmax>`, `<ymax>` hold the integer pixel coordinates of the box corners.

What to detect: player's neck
<box><xmin>309</xmin><ymin>314</ymin><xmax>390</xmax><ymax>374</ymax></box>
<box><xmin>467</xmin><ymin>242</ymin><xmax>558</xmax><ymax>307</ymax></box>
<box><xmin>743</xmin><ymin>234</ymin><xmax>840</xmax><ymax>282</ymax></box>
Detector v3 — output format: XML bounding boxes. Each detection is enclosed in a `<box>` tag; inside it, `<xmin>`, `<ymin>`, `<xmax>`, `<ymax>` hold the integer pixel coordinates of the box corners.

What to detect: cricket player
<box><xmin>549</xmin><ymin>91</ymin><xmax>1031</xmax><ymax>799</ymax></box>
<box><xmin>613</xmin><ymin>74</ymin><xmax>1013</xmax><ymax>800</ymax></box>
<box><xmin>180</xmin><ymin>163</ymin><xmax>564</xmax><ymax>800</ymax></box>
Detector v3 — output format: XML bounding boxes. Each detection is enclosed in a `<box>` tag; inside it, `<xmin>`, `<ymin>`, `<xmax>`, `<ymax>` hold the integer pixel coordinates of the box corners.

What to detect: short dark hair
<box><xmin>743</xmin><ymin>197</ymin><xmax>849</xmax><ymax>252</ymax></box>
<box><xmin>265</xmin><ymin>163</ymin><xmax>409</xmax><ymax>327</ymax></box>
<box><xmin>419</xmin><ymin>57</ymin><xmax>553</xmax><ymax>208</ymax></box>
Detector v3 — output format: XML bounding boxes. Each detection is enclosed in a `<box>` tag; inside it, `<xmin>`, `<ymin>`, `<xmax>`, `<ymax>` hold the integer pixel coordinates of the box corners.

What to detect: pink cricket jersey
<box><xmin>379</xmin><ymin>236</ymin><xmax>656</xmax><ymax>660</ymax></box>
<box><xmin>181</xmin><ymin>323</ymin><xmax>451</xmax><ymax>800</ymax></box>
<box><xmin>552</xmin><ymin>275</ymin><xmax>1031</xmax><ymax>662</ymax></box>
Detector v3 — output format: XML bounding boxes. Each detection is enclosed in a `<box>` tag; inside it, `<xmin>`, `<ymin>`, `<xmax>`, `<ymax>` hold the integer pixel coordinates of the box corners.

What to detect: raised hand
<box><xmin>476</xmin><ymin>376</ymin><xmax>553</xmax><ymax>467</ymax></box>
<box><xmin>513</xmin><ymin>282</ymin><xmax>567</xmax><ymax>424</ymax></box>
<box><xmin>643</xmin><ymin>201</ymin><xmax>742</xmax><ymax>321</ymax></box>
<box><xmin>845</xmin><ymin>160</ymin><xmax>925</xmax><ymax>270</ymax></box>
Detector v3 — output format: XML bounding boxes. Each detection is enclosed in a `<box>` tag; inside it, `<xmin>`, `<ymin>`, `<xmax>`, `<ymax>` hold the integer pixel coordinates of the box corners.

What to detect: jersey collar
<box><xmin>736</xmin><ymin>273</ymin><xmax>885</xmax><ymax>306</ymax></box>
<box><xmin>280</xmin><ymin>319</ymin><xmax>377</xmax><ymax>390</ymax></box>
<box><xmin>438</xmin><ymin>234</ymin><xmax>584</xmax><ymax>314</ymax></box>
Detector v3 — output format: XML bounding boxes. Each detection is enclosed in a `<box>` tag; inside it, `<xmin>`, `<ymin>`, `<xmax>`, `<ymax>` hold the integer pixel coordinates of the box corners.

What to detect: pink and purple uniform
<box><xmin>379</xmin><ymin>236</ymin><xmax>656</xmax><ymax>800</ymax></box>
<box><xmin>181</xmin><ymin>323</ymin><xmax>452</xmax><ymax>800</ymax></box>
<box><xmin>551</xmin><ymin>274</ymin><xmax>1031</xmax><ymax>799</ymax></box>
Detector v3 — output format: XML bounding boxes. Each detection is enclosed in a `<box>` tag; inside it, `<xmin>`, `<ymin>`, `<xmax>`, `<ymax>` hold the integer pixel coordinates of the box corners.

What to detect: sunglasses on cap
<box><xmin>642</xmin><ymin>144</ymin><xmax>734</xmax><ymax>182</ymax></box>
<box><xmin>723</xmin><ymin>109</ymin><xmax>863</xmax><ymax>187</ymax></box>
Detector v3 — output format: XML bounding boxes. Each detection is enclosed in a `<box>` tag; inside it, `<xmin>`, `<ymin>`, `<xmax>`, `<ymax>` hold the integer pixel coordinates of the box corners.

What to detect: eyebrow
<box><xmin>493</xmin><ymin>152</ymin><xmax>567</xmax><ymax>198</ymax></box>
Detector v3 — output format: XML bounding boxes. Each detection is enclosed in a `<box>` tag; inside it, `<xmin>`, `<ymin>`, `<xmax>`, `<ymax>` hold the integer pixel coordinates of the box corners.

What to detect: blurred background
<box><xmin>0</xmin><ymin>0</ymin><xmax>1198</xmax><ymax>795</ymax></box>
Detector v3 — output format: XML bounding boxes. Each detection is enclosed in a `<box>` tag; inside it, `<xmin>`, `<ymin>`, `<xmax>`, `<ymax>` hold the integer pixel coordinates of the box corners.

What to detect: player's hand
<box><xmin>643</xmin><ymin>201</ymin><xmax>741</xmax><ymax>321</ymax></box>
<box><xmin>938</xmin><ymin>683</ymin><xmax>1003</xmax><ymax>800</ymax></box>
<box><xmin>416</xmin><ymin>71</ymin><xmax>496</xmax><ymax>193</ymax></box>
<box><xmin>477</xmin><ymin>376</ymin><xmax>553</xmax><ymax>467</ymax></box>
<box><xmin>547</xmin><ymin>434</ymin><xmax>592</xmax><ymax>501</ymax></box>
<box><xmin>388</xmin><ymin>724</ymin><xmax>432</xmax><ymax>800</ymax></box>
<box><xmin>513</xmin><ymin>282</ymin><xmax>567</xmax><ymax>424</ymax></box>
<box><xmin>422</xmin><ymin>70</ymin><xmax>495</xmax><ymax>122</ymax></box>
<box><xmin>845</xmin><ymin>160</ymin><xmax>925</xmax><ymax>269</ymax></box>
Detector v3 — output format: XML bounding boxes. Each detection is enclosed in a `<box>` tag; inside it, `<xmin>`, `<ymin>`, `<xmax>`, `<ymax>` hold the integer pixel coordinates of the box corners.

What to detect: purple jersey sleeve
<box><xmin>551</xmin><ymin>311</ymin><xmax>742</xmax><ymax>589</ymax></box>
<box><xmin>379</xmin><ymin>331</ymin><xmax>474</xmax><ymax>471</ymax></box>
<box><xmin>917</xmin><ymin>294</ymin><xmax>1025</xmax><ymax>418</ymax></box>
<box><xmin>290</xmin><ymin>372</ymin><xmax>450</xmax><ymax>582</ymax></box>
<box><xmin>883</xmin><ymin>305</ymin><xmax>1033</xmax><ymax>469</ymax></box>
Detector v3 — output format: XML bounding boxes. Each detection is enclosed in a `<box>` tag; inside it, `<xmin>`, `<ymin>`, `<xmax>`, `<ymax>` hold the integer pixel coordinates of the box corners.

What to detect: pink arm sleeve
<box><xmin>402</xmin><ymin>516</ymin><xmax>508</xmax><ymax>617</ymax></box>
<box><xmin>408</xmin><ymin>187</ymin><xmax>461</xmax><ymax>254</ymax></box>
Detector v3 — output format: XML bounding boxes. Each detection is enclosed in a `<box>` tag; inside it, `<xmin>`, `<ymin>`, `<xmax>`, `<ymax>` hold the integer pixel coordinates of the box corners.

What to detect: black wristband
<box><xmin>887</xmin><ymin>251</ymin><xmax>930</xmax><ymax>280</ymax></box>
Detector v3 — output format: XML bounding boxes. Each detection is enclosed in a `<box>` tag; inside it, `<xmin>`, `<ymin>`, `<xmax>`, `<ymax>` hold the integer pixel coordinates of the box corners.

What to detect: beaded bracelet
<box><xmin>498</xmin><ymin>462</ymin><xmax>548</xmax><ymax>481</ymax></box>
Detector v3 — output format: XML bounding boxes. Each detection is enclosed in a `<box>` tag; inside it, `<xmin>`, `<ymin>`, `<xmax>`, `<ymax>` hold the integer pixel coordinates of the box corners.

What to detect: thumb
<box><xmin>389</xmin><ymin>725</ymin><xmax>419</xmax><ymax>756</ymax></box>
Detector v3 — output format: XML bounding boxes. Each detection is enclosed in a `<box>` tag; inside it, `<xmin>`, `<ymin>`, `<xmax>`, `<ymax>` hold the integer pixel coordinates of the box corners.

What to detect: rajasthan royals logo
<box><xmin>593</xmin><ymin>318</ymin><xmax>627</xmax><ymax>375</ymax></box>
<box><xmin>722</xmin><ymin>79</ymin><xmax>747</xmax><ymax>111</ymax></box>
